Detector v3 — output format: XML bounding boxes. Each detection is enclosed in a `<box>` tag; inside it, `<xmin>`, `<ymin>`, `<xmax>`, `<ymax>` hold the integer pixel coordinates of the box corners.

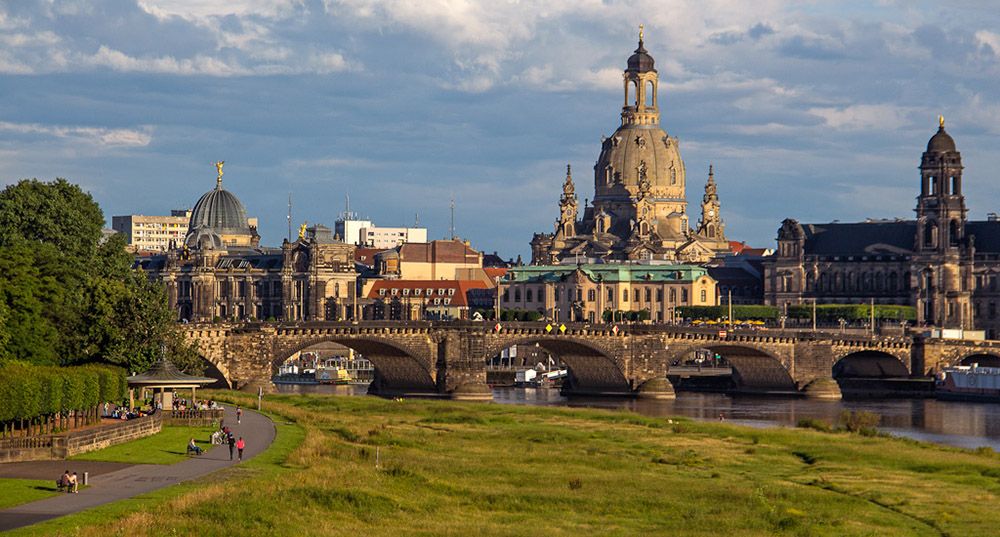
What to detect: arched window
<box><xmin>526</xmin><ymin>289</ymin><xmax>533</xmax><ymax>302</ymax></box>
<box><xmin>888</xmin><ymin>272</ymin><xmax>898</xmax><ymax>291</ymax></box>
<box><xmin>930</xmin><ymin>176</ymin><xmax>938</xmax><ymax>195</ymax></box>
<box><xmin>645</xmin><ymin>288</ymin><xmax>651</xmax><ymax>302</ymax></box>
<box><xmin>706</xmin><ymin>224</ymin><xmax>715</xmax><ymax>238</ymax></box>
<box><xmin>623</xmin><ymin>289</ymin><xmax>629</xmax><ymax>302</ymax></box>
<box><xmin>834</xmin><ymin>272</ymin><xmax>843</xmax><ymax>292</ymax></box>
<box><xmin>950</xmin><ymin>219</ymin><xmax>961</xmax><ymax>246</ymax></box>
<box><xmin>514</xmin><ymin>289</ymin><xmax>521</xmax><ymax>302</ymax></box>
<box><xmin>634</xmin><ymin>289</ymin><xmax>640</xmax><ymax>302</ymax></box>
<box><xmin>951</xmin><ymin>176</ymin><xmax>959</xmax><ymax>195</ymax></box>
<box><xmin>646</xmin><ymin>80</ymin><xmax>655</xmax><ymax>107</ymax></box>
<box><xmin>670</xmin><ymin>289</ymin><xmax>677</xmax><ymax>303</ymax></box>
<box><xmin>806</xmin><ymin>272</ymin><xmax>815</xmax><ymax>290</ymax></box>
<box><xmin>875</xmin><ymin>272</ymin><xmax>885</xmax><ymax>292</ymax></box>
<box><xmin>924</xmin><ymin>220</ymin><xmax>937</xmax><ymax>248</ymax></box>
<box><xmin>587</xmin><ymin>289</ymin><xmax>596</xmax><ymax>302</ymax></box>
<box><xmin>631</xmin><ymin>80</ymin><xmax>639</xmax><ymax>107</ymax></box>
<box><xmin>608</xmin><ymin>288</ymin><xmax>614</xmax><ymax>302</ymax></box>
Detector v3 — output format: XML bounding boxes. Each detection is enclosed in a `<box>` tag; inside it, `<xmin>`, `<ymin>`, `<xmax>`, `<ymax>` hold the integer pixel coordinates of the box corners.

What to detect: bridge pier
<box><xmin>635</xmin><ymin>378</ymin><xmax>676</xmax><ymax>399</ymax></box>
<box><xmin>801</xmin><ymin>378</ymin><xmax>842</xmax><ymax>400</ymax></box>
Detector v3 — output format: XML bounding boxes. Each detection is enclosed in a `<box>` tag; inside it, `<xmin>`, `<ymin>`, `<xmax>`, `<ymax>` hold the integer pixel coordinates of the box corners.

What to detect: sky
<box><xmin>2</xmin><ymin>1</ymin><xmax>1000</xmax><ymax>259</ymax></box>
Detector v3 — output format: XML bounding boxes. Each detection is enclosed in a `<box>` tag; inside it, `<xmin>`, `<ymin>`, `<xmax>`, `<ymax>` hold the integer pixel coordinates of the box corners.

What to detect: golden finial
<box><xmin>939</xmin><ymin>115</ymin><xmax>945</xmax><ymax>129</ymax></box>
<box><xmin>214</xmin><ymin>161</ymin><xmax>224</xmax><ymax>188</ymax></box>
<box><xmin>639</xmin><ymin>24</ymin><xmax>644</xmax><ymax>42</ymax></box>
<box><xmin>298</xmin><ymin>222</ymin><xmax>307</xmax><ymax>240</ymax></box>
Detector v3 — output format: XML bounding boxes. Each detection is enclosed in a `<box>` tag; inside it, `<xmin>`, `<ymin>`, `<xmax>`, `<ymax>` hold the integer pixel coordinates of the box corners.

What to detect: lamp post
<box><xmin>779</xmin><ymin>315</ymin><xmax>787</xmax><ymax>331</ymax></box>
<box><xmin>494</xmin><ymin>276</ymin><xmax>502</xmax><ymax>321</ymax></box>
<box><xmin>838</xmin><ymin>317</ymin><xmax>847</xmax><ymax>334</ymax></box>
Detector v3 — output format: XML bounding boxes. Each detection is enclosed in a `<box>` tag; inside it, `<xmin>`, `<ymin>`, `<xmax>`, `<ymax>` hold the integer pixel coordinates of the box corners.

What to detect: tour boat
<box><xmin>936</xmin><ymin>364</ymin><xmax>1000</xmax><ymax>402</ymax></box>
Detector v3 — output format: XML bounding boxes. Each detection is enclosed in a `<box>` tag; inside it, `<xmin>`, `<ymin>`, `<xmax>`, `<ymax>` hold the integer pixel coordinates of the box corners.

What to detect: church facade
<box><xmin>137</xmin><ymin>166</ymin><xmax>359</xmax><ymax>323</ymax></box>
<box><xmin>530</xmin><ymin>33</ymin><xmax>729</xmax><ymax>265</ymax></box>
<box><xmin>764</xmin><ymin>119</ymin><xmax>1000</xmax><ymax>336</ymax></box>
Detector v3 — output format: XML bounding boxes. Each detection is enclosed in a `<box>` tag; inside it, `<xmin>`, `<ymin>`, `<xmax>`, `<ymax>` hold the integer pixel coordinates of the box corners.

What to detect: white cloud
<box><xmin>809</xmin><ymin>104</ymin><xmax>914</xmax><ymax>131</ymax></box>
<box><xmin>0</xmin><ymin>121</ymin><xmax>153</xmax><ymax>147</ymax></box>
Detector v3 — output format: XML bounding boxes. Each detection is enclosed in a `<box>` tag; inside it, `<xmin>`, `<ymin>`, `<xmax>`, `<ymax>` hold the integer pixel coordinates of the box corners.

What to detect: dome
<box><xmin>627</xmin><ymin>39</ymin><xmax>655</xmax><ymax>73</ymax></box>
<box><xmin>183</xmin><ymin>225</ymin><xmax>224</xmax><ymax>249</ymax></box>
<box><xmin>188</xmin><ymin>184</ymin><xmax>251</xmax><ymax>236</ymax></box>
<box><xmin>593</xmin><ymin>124</ymin><xmax>684</xmax><ymax>201</ymax></box>
<box><xmin>926</xmin><ymin>125</ymin><xmax>956</xmax><ymax>153</ymax></box>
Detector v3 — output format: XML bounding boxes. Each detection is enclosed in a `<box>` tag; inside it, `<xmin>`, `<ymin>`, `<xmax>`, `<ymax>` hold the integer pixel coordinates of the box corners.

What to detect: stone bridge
<box><xmin>181</xmin><ymin>321</ymin><xmax>1000</xmax><ymax>400</ymax></box>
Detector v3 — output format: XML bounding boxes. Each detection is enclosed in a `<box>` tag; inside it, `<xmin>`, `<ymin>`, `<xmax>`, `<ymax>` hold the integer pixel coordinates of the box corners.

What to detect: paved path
<box><xmin>0</xmin><ymin>406</ymin><xmax>275</xmax><ymax>532</ymax></box>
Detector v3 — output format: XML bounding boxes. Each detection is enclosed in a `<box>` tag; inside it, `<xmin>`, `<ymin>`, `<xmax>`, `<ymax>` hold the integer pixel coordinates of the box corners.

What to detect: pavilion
<box><xmin>127</xmin><ymin>358</ymin><xmax>216</xmax><ymax>410</ymax></box>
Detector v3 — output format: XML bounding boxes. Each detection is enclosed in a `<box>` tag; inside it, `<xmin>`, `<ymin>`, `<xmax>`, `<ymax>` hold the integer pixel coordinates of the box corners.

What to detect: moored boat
<box><xmin>936</xmin><ymin>364</ymin><xmax>1000</xmax><ymax>402</ymax></box>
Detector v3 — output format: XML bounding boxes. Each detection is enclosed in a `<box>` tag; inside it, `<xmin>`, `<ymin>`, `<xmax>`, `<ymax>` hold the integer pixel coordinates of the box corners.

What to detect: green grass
<box><xmin>0</xmin><ymin>479</ymin><xmax>60</xmax><ymax>509</ymax></box>
<box><xmin>12</xmin><ymin>393</ymin><xmax>1000</xmax><ymax>536</ymax></box>
<box><xmin>70</xmin><ymin>425</ymin><xmax>216</xmax><ymax>465</ymax></box>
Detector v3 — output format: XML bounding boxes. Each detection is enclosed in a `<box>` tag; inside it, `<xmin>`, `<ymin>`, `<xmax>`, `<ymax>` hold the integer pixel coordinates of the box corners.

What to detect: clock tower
<box><xmin>695</xmin><ymin>165</ymin><xmax>726</xmax><ymax>247</ymax></box>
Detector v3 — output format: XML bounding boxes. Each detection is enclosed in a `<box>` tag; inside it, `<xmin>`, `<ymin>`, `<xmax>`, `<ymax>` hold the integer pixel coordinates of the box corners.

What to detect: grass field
<box><xmin>0</xmin><ymin>479</ymin><xmax>60</xmax><ymax>509</ymax></box>
<box><xmin>13</xmin><ymin>392</ymin><xmax>1000</xmax><ymax>537</ymax></box>
<box><xmin>70</xmin><ymin>425</ymin><xmax>216</xmax><ymax>465</ymax></box>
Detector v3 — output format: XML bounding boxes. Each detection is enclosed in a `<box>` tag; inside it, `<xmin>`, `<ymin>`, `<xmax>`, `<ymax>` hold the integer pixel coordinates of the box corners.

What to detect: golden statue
<box><xmin>214</xmin><ymin>161</ymin><xmax>225</xmax><ymax>187</ymax></box>
<box><xmin>298</xmin><ymin>222</ymin><xmax>307</xmax><ymax>240</ymax></box>
<box><xmin>639</xmin><ymin>24</ymin><xmax>644</xmax><ymax>42</ymax></box>
<box><xmin>939</xmin><ymin>115</ymin><xmax>945</xmax><ymax>128</ymax></box>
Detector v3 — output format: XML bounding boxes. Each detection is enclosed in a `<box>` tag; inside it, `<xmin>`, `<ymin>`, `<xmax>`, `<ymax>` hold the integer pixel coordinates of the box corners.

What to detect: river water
<box><xmin>273</xmin><ymin>384</ymin><xmax>1000</xmax><ymax>451</ymax></box>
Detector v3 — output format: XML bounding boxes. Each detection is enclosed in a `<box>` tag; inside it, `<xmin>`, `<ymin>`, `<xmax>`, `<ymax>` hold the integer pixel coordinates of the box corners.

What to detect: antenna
<box><xmin>449</xmin><ymin>195</ymin><xmax>455</xmax><ymax>240</ymax></box>
<box><xmin>415</xmin><ymin>212</ymin><xmax>419</xmax><ymax>227</ymax></box>
<box><xmin>287</xmin><ymin>192</ymin><xmax>292</xmax><ymax>242</ymax></box>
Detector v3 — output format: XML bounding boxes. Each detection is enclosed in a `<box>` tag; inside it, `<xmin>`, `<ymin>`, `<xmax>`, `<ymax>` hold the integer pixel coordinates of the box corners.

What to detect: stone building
<box><xmin>503</xmin><ymin>264</ymin><xmax>718</xmax><ymax>323</ymax></box>
<box><xmin>137</xmin><ymin>169</ymin><xmax>358</xmax><ymax>322</ymax></box>
<box><xmin>531</xmin><ymin>32</ymin><xmax>730</xmax><ymax>265</ymax></box>
<box><xmin>764</xmin><ymin>119</ymin><xmax>1000</xmax><ymax>336</ymax></box>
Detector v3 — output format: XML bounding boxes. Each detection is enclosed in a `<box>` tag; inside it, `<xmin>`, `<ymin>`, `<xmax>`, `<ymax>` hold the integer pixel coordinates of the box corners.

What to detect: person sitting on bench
<box><xmin>187</xmin><ymin>438</ymin><xmax>203</xmax><ymax>456</ymax></box>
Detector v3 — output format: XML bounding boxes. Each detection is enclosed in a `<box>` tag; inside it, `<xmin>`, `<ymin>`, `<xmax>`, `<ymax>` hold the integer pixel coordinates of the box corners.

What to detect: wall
<box><xmin>0</xmin><ymin>414</ymin><xmax>162</xmax><ymax>463</ymax></box>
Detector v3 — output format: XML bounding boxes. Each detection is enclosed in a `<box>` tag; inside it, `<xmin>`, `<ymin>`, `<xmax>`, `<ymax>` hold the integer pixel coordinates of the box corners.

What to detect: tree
<box><xmin>0</xmin><ymin>241</ymin><xmax>62</xmax><ymax>364</ymax></box>
<box><xmin>0</xmin><ymin>179</ymin><xmax>104</xmax><ymax>264</ymax></box>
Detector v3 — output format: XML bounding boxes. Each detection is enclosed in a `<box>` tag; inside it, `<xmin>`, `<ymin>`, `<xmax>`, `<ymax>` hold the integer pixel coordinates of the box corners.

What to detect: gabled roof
<box><xmin>800</xmin><ymin>221</ymin><xmax>916</xmax><ymax>256</ymax></box>
<box><xmin>365</xmin><ymin>279</ymin><xmax>492</xmax><ymax>307</ymax></box>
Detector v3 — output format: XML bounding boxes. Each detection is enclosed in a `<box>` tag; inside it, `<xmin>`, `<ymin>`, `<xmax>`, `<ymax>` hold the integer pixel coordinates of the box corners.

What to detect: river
<box><xmin>273</xmin><ymin>383</ymin><xmax>1000</xmax><ymax>451</ymax></box>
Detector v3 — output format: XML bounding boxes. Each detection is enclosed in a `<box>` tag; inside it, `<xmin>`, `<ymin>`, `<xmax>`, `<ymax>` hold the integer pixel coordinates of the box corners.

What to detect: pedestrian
<box><xmin>236</xmin><ymin>406</ymin><xmax>242</xmax><ymax>424</ymax></box>
<box><xmin>69</xmin><ymin>472</ymin><xmax>79</xmax><ymax>493</ymax></box>
<box><xmin>59</xmin><ymin>470</ymin><xmax>71</xmax><ymax>493</ymax></box>
<box><xmin>236</xmin><ymin>436</ymin><xmax>245</xmax><ymax>462</ymax></box>
<box><xmin>227</xmin><ymin>431</ymin><xmax>236</xmax><ymax>460</ymax></box>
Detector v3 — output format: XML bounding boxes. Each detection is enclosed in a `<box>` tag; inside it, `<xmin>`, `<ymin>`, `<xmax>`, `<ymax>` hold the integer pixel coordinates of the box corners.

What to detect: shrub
<box><xmin>796</xmin><ymin>418</ymin><xmax>833</xmax><ymax>433</ymax></box>
<box><xmin>568</xmin><ymin>478</ymin><xmax>583</xmax><ymax>490</ymax></box>
<box><xmin>839</xmin><ymin>410</ymin><xmax>881</xmax><ymax>435</ymax></box>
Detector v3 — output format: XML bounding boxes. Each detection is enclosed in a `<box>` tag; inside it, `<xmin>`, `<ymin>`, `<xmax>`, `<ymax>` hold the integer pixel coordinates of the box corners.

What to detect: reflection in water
<box><xmin>274</xmin><ymin>383</ymin><xmax>1000</xmax><ymax>451</ymax></box>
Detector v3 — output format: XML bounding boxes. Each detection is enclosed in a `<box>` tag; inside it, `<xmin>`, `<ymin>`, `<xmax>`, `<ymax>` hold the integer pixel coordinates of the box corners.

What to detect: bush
<box><xmin>796</xmin><ymin>418</ymin><xmax>833</xmax><ymax>433</ymax></box>
<box><xmin>0</xmin><ymin>362</ymin><xmax>126</xmax><ymax>425</ymax></box>
<box><xmin>839</xmin><ymin>410</ymin><xmax>881</xmax><ymax>435</ymax></box>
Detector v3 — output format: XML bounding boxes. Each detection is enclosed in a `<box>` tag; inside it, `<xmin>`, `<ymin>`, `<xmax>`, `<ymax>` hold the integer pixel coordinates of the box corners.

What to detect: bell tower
<box><xmin>696</xmin><ymin>164</ymin><xmax>725</xmax><ymax>241</ymax></box>
<box><xmin>912</xmin><ymin>117</ymin><xmax>973</xmax><ymax>329</ymax></box>
<box><xmin>621</xmin><ymin>25</ymin><xmax>659</xmax><ymax>127</ymax></box>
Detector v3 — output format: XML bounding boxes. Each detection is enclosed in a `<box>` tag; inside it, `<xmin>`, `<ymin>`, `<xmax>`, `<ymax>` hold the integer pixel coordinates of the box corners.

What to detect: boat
<box><xmin>316</xmin><ymin>367</ymin><xmax>352</xmax><ymax>385</ymax></box>
<box><xmin>936</xmin><ymin>364</ymin><xmax>1000</xmax><ymax>402</ymax></box>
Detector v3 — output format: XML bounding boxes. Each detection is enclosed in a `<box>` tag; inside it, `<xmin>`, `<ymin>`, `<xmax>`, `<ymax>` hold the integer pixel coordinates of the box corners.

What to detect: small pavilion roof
<box><xmin>127</xmin><ymin>358</ymin><xmax>215</xmax><ymax>388</ymax></box>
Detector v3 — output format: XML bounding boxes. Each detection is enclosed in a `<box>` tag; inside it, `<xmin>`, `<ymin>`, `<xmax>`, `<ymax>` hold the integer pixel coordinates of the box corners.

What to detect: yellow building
<box><xmin>503</xmin><ymin>264</ymin><xmax>717</xmax><ymax>323</ymax></box>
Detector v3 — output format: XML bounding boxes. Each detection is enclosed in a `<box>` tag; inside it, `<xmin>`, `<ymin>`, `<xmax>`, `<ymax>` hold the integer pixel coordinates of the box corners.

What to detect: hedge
<box><xmin>677</xmin><ymin>304</ymin><xmax>916</xmax><ymax>322</ymax></box>
<box><xmin>0</xmin><ymin>362</ymin><xmax>127</xmax><ymax>436</ymax></box>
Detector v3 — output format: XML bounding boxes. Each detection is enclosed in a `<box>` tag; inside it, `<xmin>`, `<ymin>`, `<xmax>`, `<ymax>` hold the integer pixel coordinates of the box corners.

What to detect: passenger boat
<box><xmin>936</xmin><ymin>364</ymin><xmax>1000</xmax><ymax>402</ymax></box>
<box><xmin>316</xmin><ymin>367</ymin><xmax>352</xmax><ymax>385</ymax></box>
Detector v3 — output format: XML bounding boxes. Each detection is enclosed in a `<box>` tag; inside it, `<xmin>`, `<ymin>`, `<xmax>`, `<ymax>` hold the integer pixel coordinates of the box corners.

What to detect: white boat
<box><xmin>937</xmin><ymin>364</ymin><xmax>1000</xmax><ymax>401</ymax></box>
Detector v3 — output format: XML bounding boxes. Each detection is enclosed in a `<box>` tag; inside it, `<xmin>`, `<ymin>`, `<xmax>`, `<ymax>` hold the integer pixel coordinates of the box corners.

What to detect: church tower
<box><xmin>696</xmin><ymin>165</ymin><xmax>725</xmax><ymax>242</ymax></box>
<box><xmin>912</xmin><ymin>117</ymin><xmax>973</xmax><ymax>328</ymax></box>
<box><xmin>555</xmin><ymin>164</ymin><xmax>578</xmax><ymax>239</ymax></box>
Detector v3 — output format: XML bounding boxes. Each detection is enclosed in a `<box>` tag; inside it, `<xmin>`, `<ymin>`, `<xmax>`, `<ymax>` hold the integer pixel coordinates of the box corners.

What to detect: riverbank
<box><xmin>16</xmin><ymin>392</ymin><xmax>998</xmax><ymax>536</ymax></box>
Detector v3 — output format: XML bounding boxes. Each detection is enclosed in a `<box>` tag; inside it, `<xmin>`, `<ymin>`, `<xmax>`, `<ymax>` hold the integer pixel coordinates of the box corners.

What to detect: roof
<box><xmin>966</xmin><ymin>221</ymin><xmax>1000</xmax><ymax>253</ymax></box>
<box><xmin>484</xmin><ymin>267</ymin><xmax>508</xmax><ymax>281</ymax></box>
<box><xmin>354</xmin><ymin>247</ymin><xmax>381</xmax><ymax>266</ymax></box>
<box><xmin>927</xmin><ymin>125</ymin><xmax>957</xmax><ymax>153</ymax></box>
<box><xmin>127</xmin><ymin>358</ymin><xmax>215</xmax><ymax>387</ymax></box>
<box><xmin>365</xmin><ymin>279</ymin><xmax>492</xmax><ymax>307</ymax></box>
<box><xmin>507</xmin><ymin>264</ymin><xmax>711</xmax><ymax>284</ymax></box>
<box><xmin>627</xmin><ymin>38</ymin><xmax>655</xmax><ymax>73</ymax></box>
<box><xmin>188</xmin><ymin>185</ymin><xmax>250</xmax><ymax>235</ymax></box>
<box><xmin>398</xmin><ymin>240</ymin><xmax>480</xmax><ymax>264</ymax></box>
<box><xmin>800</xmin><ymin>221</ymin><xmax>916</xmax><ymax>256</ymax></box>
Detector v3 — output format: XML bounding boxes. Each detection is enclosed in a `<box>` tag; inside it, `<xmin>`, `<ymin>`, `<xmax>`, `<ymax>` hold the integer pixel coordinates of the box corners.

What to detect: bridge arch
<box><xmin>957</xmin><ymin>352</ymin><xmax>1000</xmax><ymax>368</ymax></box>
<box><xmin>273</xmin><ymin>336</ymin><xmax>435</xmax><ymax>395</ymax></box>
<box><xmin>832</xmin><ymin>350</ymin><xmax>910</xmax><ymax>378</ymax></box>
<box><xmin>671</xmin><ymin>344</ymin><xmax>796</xmax><ymax>392</ymax></box>
<box><xmin>486</xmin><ymin>336</ymin><xmax>629</xmax><ymax>395</ymax></box>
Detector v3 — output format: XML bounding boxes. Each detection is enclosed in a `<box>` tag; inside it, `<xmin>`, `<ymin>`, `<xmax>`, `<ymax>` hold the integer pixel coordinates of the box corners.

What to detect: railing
<box><xmin>0</xmin><ymin>435</ymin><xmax>55</xmax><ymax>450</ymax></box>
<box><xmin>169</xmin><ymin>409</ymin><xmax>224</xmax><ymax>421</ymax></box>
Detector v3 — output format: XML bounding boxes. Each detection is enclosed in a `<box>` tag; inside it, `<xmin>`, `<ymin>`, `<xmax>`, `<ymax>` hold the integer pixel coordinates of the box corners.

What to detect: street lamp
<box><xmin>779</xmin><ymin>315</ymin><xmax>787</xmax><ymax>331</ymax></box>
<box><xmin>838</xmin><ymin>317</ymin><xmax>847</xmax><ymax>334</ymax></box>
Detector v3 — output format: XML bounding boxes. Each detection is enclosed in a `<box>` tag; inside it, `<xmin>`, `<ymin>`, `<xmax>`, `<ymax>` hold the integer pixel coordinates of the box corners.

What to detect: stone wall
<box><xmin>0</xmin><ymin>414</ymin><xmax>162</xmax><ymax>463</ymax></box>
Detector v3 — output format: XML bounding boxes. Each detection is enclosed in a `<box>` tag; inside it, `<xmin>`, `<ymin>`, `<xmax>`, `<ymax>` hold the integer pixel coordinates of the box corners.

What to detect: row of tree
<box><xmin>676</xmin><ymin>304</ymin><xmax>917</xmax><ymax>322</ymax></box>
<box><xmin>0</xmin><ymin>179</ymin><xmax>200</xmax><ymax>372</ymax></box>
<box><xmin>0</xmin><ymin>362</ymin><xmax>128</xmax><ymax>437</ymax></box>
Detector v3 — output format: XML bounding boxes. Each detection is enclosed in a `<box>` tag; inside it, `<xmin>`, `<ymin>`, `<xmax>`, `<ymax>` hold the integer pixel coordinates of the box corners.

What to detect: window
<box><xmin>681</xmin><ymin>289</ymin><xmax>688</xmax><ymax>303</ymax></box>
<box><xmin>444</xmin><ymin>298</ymin><xmax>451</xmax><ymax>305</ymax></box>
<box><xmin>379</xmin><ymin>289</ymin><xmax>387</xmax><ymax>296</ymax></box>
<box><xmin>402</xmin><ymin>288</ymin><xmax>410</xmax><ymax>296</ymax></box>
<box><xmin>587</xmin><ymin>289</ymin><xmax>596</xmax><ymax>301</ymax></box>
<box><xmin>427</xmin><ymin>288</ymin><xmax>434</xmax><ymax>296</ymax></box>
<box><xmin>448</xmin><ymin>288</ymin><xmax>455</xmax><ymax>296</ymax></box>
<box><xmin>391</xmin><ymin>288</ymin><xmax>398</xmax><ymax>296</ymax></box>
<box><xmin>645</xmin><ymin>289</ymin><xmax>651</xmax><ymax>302</ymax></box>
<box><xmin>656</xmin><ymin>289</ymin><xmax>663</xmax><ymax>302</ymax></box>
<box><xmin>623</xmin><ymin>290</ymin><xmax>628</xmax><ymax>302</ymax></box>
<box><xmin>414</xmin><ymin>289</ymin><xmax>422</xmax><ymax>296</ymax></box>
<box><xmin>514</xmin><ymin>289</ymin><xmax>521</xmax><ymax>301</ymax></box>
<box><xmin>607</xmin><ymin>288</ymin><xmax>614</xmax><ymax>303</ymax></box>
<box><xmin>577</xmin><ymin>289</ymin><xmax>583</xmax><ymax>301</ymax></box>
<box><xmin>526</xmin><ymin>289</ymin><xmax>533</xmax><ymax>302</ymax></box>
<box><xmin>502</xmin><ymin>289</ymin><xmax>509</xmax><ymax>302</ymax></box>
<box><xmin>700</xmin><ymin>289</ymin><xmax>707</xmax><ymax>303</ymax></box>
<box><xmin>633</xmin><ymin>289</ymin><xmax>640</xmax><ymax>302</ymax></box>
<box><xmin>670</xmin><ymin>289</ymin><xmax>677</xmax><ymax>303</ymax></box>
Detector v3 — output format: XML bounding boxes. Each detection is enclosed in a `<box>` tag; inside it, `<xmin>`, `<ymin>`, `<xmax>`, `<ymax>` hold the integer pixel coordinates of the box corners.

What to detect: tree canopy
<box><xmin>0</xmin><ymin>179</ymin><xmax>198</xmax><ymax>373</ymax></box>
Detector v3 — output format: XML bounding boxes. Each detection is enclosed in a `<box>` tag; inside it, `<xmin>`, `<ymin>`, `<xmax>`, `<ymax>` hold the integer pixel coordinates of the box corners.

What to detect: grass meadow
<box><xmin>9</xmin><ymin>392</ymin><xmax>1000</xmax><ymax>536</ymax></box>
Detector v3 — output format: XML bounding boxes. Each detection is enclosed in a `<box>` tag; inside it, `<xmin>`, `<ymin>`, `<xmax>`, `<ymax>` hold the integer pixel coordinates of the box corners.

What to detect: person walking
<box><xmin>227</xmin><ymin>431</ymin><xmax>236</xmax><ymax>461</ymax></box>
<box><xmin>236</xmin><ymin>406</ymin><xmax>242</xmax><ymax>424</ymax></box>
<box><xmin>236</xmin><ymin>436</ymin><xmax>245</xmax><ymax>462</ymax></box>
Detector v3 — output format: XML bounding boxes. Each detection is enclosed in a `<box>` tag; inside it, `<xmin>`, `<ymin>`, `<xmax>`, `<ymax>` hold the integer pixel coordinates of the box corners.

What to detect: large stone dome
<box><xmin>184</xmin><ymin>174</ymin><xmax>254</xmax><ymax>249</ymax></box>
<box><xmin>593</xmin><ymin>126</ymin><xmax>685</xmax><ymax>202</ymax></box>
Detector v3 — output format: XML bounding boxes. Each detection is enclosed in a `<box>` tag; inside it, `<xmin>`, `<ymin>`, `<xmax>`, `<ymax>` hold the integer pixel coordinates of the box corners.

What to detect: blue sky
<box><xmin>2</xmin><ymin>1</ymin><xmax>1000</xmax><ymax>258</ymax></box>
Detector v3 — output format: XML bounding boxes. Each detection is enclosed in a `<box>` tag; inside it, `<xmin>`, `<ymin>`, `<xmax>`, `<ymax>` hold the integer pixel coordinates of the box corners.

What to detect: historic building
<box><xmin>764</xmin><ymin>119</ymin><xmax>1000</xmax><ymax>335</ymax></box>
<box><xmin>530</xmin><ymin>32</ymin><xmax>730</xmax><ymax>265</ymax></box>
<box><xmin>137</xmin><ymin>164</ymin><xmax>358</xmax><ymax>322</ymax></box>
<box><xmin>503</xmin><ymin>264</ymin><xmax>718</xmax><ymax>323</ymax></box>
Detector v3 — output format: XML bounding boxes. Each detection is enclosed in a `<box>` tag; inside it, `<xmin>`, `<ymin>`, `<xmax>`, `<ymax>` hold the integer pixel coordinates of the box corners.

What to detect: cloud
<box><xmin>809</xmin><ymin>104</ymin><xmax>914</xmax><ymax>131</ymax></box>
<box><xmin>0</xmin><ymin>121</ymin><xmax>153</xmax><ymax>147</ymax></box>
